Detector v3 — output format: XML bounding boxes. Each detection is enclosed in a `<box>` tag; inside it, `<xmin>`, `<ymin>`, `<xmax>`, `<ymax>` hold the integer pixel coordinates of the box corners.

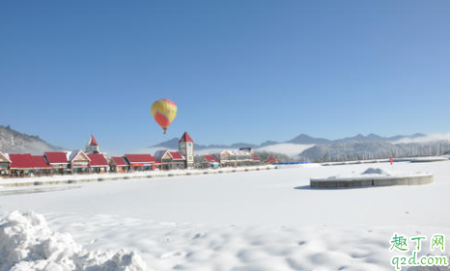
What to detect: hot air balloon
<box><xmin>151</xmin><ymin>99</ymin><xmax>177</xmax><ymax>134</ymax></box>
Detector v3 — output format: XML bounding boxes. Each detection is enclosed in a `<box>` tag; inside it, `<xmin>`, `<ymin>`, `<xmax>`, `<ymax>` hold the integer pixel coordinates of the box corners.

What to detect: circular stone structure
<box><xmin>310</xmin><ymin>168</ymin><xmax>433</xmax><ymax>188</ymax></box>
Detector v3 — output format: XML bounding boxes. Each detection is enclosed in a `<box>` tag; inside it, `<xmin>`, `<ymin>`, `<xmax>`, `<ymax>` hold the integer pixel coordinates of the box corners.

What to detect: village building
<box><xmin>68</xmin><ymin>150</ymin><xmax>91</xmax><ymax>174</ymax></box>
<box><xmin>31</xmin><ymin>155</ymin><xmax>52</xmax><ymax>176</ymax></box>
<box><xmin>86</xmin><ymin>135</ymin><xmax>100</xmax><ymax>153</ymax></box>
<box><xmin>154</xmin><ymin>150</ymin><xmax>186</xmax><ymax>170</ymax></box>
<box><xmin>8</xmin><ymin>154</ymin><xmax>37</xmax><ymax>177</ymax></box>
<box><xmin>110</xmin><ymin>156</ymin><xmax>130</xmax><ymax>173</ymax></box>
<box><xmin>44</xmin><ymin>152</ymin><xmax>71</xmax><ymax>175</ymax></box>
<box><xmin>124</xmin><ymin>154</ymin><xmax>159</xmax><ymax>171</ymax></box>
<box><xmin>213</xmin><ymin>149</ymin><xmax>255</xmax><ymax>167</ymax></box>
<box><xmin>87</xmin><ymin>153</ymin><xmax>109</xmax><ymax>173</ymax></box>
<box><xmin>200</xmin><ymin>155</ymin><xmax>220</xmax><ymax>169</ymax></box>
<box><xmin>0</xmin><ymin>151</ymin><xmax>11</xmax><ymax>176</ymax></box>
<box><xmin>179</xmin><ymin>132</ymin><xmax>194</xmax><ymax>169</ymax></box>
<box><xmin>252</xmin><ymin>154</ymin><xmax>261</xmax><ymax>165</ymax></box>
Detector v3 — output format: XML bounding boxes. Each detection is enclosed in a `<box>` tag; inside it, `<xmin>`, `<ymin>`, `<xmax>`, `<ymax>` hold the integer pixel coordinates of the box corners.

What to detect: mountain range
<box><xmin>152</xmin><ymin>133</ymin><xmax>427</xmax><ymax>150</ymax></box>
<box><xmin>1</xmin><ymin>124</ymin><xmax>448</xmax><ymax>162</ymax></box>
<box><xmin>0</xmin><ymin>125</ymin><xmax>61</xmax><ymax>154</ymax></box>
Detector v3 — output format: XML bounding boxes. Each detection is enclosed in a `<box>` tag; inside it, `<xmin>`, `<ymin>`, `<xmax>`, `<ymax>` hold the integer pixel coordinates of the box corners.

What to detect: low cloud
<box><xmin>394</xmin><ymin>133</ymin><xmax>450</xmax><ymax>144</ymax></box>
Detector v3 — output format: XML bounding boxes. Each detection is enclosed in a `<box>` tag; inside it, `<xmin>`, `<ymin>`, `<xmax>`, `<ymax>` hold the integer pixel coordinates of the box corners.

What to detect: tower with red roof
<box><xmin>179</xmin><ymin>132</ymin><xmax>194</xmax><ymax>169</ymax></box>
<box><xmin>86</xmin><ymin>134</ymin><xmax>100</xmax><ymax>154</ymax></box>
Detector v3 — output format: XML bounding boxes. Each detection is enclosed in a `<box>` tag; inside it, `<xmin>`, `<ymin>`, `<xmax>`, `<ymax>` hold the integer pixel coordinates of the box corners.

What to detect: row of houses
<box><xmin>0</xmin><ymin>132</ymin><xmax>261</xmax><ymax>178</ymax></box>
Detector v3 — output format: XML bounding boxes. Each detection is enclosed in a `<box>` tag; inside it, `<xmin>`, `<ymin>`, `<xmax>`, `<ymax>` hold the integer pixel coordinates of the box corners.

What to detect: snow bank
<box><xmin>361</xmin><ymin>167</ymin><xmax>391</xmax><ymax>176</ymax></box>
<box><xmin>0</xmin><ymin>211</ymin><xmax>148</xmax><ymax>271</ymax></box>
<box><xmin>322</xmin><ymin>167</ymin><xmax>431</xmax><ymax>181</ymax></box>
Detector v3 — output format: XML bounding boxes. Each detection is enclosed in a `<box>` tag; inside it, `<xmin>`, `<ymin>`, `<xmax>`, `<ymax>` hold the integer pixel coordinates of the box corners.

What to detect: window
<box><xmin>188</xmin><ymin>155</ymin><xmax>193</xmax><ymax>161</ymax></box>
<box><xmin>187</xmin><ymin>143</ymin><xmax>192</xmax><ymax>148</ymax></box>
<box><xmin>188</xmin><ymin>149</ymin><xmax>192</xmax><ymax>154</ymax></box>
<box><xmin>180</xmin><ymin>143</ymin><xmax>185</xmax><ymax>149</ymax></box>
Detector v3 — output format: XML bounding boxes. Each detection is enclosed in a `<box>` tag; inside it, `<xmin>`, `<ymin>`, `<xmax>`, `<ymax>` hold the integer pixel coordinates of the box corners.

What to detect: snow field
<box><xmin>1</xmin><ymin>161</ymin><xmax>450</xmax><ymax>270</ymax></box>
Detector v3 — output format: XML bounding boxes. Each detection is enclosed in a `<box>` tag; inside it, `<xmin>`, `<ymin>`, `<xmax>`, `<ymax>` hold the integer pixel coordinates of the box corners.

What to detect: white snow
<box><xmin>1</xmin><ymin>161</ymin><xmax>450</xmax><ymax>271</ymax></box>
<box><xmin>317</xmin><ymin>167</ymin><xmax>431</xmax><ymax>181</ymax></box>
<box><xmin>0</xmin><ymin>211</ymin><xmax>147</xmax><ymax>271</ymax></box>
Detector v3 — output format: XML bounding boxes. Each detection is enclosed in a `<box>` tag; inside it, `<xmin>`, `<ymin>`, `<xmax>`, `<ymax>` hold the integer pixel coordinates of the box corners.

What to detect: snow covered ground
<box><xmin>1</xmin><ymin>161</ymin><xmax>450</xmax><ymax>271</ymax></box>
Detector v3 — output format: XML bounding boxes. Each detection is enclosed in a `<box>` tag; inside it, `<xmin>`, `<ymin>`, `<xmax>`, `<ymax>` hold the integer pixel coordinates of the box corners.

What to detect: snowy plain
<box><xmin>1</xmin><ymin>161</ymin><xmax>450</xmax><ymax>271</ymax></box>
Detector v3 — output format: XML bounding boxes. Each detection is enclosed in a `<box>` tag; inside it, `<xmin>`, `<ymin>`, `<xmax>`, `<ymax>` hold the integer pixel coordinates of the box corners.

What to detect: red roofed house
<box><xmin>0</xmin><ymin>151</ymin><xmax>11</xmax><ymax>176</ymax></box>
<box><xmin>124</xmin><ymin>154</ymin><xmax>158</xmax><ymax>171</ymax></box>
<box><xmin>69</xmin><ymin>150</ymin><xmax>91</xmax><ymax>174</ymax></box>
<box><xmin>213</xmin><ymin>149</ymin><xmax>254</xmax><ymax>167</ymax></box>
<box><xmin>31</xmin><ymin>155</ymin><xmax>52</xmax><ymax>176</ymax></box>
<box><xmin>87</xmin><ymin>153</ymin><xmax>109</xmax><ymax>173</ymax></box>
<box><xmin>9</xmin><ymin>154</ymin><xmax>36</xmax><ymax>177</ymax></box>
<box><xmin>110</xmin><ymin>156</ymin><xmax>130</xmax><ymax>173</ymax></box>
<box><xmin>200</xmin><ymin>155</ymin><xmax>219</xmax><ymax>169</ymax></box>
<box><xmin>86</xmin><ymin>135</ymin><xmax>100</xmax><ymax>154</ymax></box>
<box><xmin>154</xmin><ymin>150</ymin><xmax>186</xmax><ymax>170</ymax></box>
<box><xmin>44</xmin><ymin>152</ymin><xmax>70</xmax><ymax>175</ymax></box>
<box><xmin>179</xmin><ymin>132</ymin><xmax>194</xmax><ymax>169</ymax></box>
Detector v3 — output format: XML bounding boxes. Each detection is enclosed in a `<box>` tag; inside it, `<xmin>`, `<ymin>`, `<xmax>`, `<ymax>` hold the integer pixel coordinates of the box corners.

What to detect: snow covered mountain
<box><xmin>152</xmin><ymin>133</ymin><xmax>427</xmax><ymax>151</ymax></box>
<box><xmin>0</xmin><ymin>125</ymin><xmax>61</xmax><ymax>154</ymax></box>
<box><xmin>151</xmin><ymin>132</ymin><xmax>450</xmax><ymax>162</ymax></box>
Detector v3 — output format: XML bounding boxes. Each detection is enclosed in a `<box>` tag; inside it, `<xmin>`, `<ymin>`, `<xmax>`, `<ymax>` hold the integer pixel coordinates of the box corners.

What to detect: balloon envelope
<box><xmin>151</xmin><ymin>99</ymin><xmax>177</xmax><ymax>134</ymax></box>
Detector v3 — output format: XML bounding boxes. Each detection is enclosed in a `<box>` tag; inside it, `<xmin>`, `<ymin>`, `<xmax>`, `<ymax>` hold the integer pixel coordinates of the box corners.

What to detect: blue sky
<box><xmin>1</xmin><ymin>0</ymin><xmax>449</xmax><ymax>152</ymax></box>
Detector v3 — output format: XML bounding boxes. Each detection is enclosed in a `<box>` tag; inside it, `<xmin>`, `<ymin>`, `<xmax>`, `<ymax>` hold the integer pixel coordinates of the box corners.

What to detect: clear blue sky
<box><xmin>1</xmin><ymin>0</ymin><xmax>449</xmax><ymax>152</ymax></box>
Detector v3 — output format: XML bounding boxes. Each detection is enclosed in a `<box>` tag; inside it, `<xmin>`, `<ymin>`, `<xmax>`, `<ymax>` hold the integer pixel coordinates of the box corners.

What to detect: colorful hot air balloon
<box><xmin>151</xmin><ymin>99</ymin><xmax>177</xmax><ymax>134</ymax></box>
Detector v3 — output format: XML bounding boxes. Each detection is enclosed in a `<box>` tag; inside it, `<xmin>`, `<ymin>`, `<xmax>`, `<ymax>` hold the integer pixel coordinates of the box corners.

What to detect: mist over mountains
<box><xmin>153</xmin><ymin>133</ymin><xmax>450</xmax><ymax>162</ymax></box>
<box><xmin>0</xmin><ymin>125</ymin><xmax>61</xmax><ymax>154</ymax></box>
<box><xmin>1</xmin><ymin>124</ymin><xmax>449</xmax><ymax>162</ymax></box>
<box><xmin>152</xmin><ymin>133</ymin><xmax>427</xmax><ymax>150</ymax></box>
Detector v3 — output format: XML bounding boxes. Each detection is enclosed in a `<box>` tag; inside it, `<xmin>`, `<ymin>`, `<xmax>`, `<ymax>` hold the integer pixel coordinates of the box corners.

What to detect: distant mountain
<box><xmin>0</xmin><ymin>125</ymin><xmax>61</xmax><ymax>154</ymax></box>
<box><xmin>152</xmin><ymin>133</ymin><xmax>427</xmax><ymax>151</ymax></box>
<box><xmin>152</xmin><ymin>138</ymin><xmax>257</xmax><ymax>151</ymax></box>
<box><xmin>335</xmin><ymin>133</ymin><xmax>426</xmax><ymax>144</ymax></box>
<box><xmin>150</xmin><ymin>132</ymin><xmax>450</xmax><ymax>161</ymax></box>
<box><xmin>287</xmin><ymin>134</ymin><xmax>331</xmax><ymax>145</ymax></box>
<box><xmin>153</xmin><ymin>137</ymin><xmax>180</xmax><ymax>149</ymax></box>
<box><xmin>300</xmin><ymin>140</ymin><xmax>450</xmax><ymax>162</ymax></box>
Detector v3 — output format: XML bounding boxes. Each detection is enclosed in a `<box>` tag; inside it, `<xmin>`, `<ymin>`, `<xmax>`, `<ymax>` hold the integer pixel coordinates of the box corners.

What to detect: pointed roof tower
<box><xmin>88</xmin><ymin>135</ymin><xmax>99</xmax><ymax>146</ymax></box>
<box><xmin>86</xmin><ymin>135</ymin><xmax>100</xmax><ymax>153</ymax></box>
<box><xmin>179</xmin><ymin>132</ymin><xmax>194</xmax><ymax>143</ymax></box>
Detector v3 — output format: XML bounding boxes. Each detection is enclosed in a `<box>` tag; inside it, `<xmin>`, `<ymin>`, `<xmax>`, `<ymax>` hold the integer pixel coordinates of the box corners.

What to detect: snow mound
<box><xmin>0</xmin><ymin>211</ymin><xmax>148</xmax><ymax>271</ymax></box>
<box><xmin>361</xmin><ymin>168</ymin><xmax>391</xmax><ymax>176</ymax></box>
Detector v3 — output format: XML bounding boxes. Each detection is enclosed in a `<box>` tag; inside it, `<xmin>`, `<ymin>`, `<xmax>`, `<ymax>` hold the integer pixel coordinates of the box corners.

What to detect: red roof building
<box><xmin>45</xmin><ymin>152</ymin><xmax>69</xmax><ymax>164</ymax></box>
<box><xmin>179</xmin><ymin>132</ymin><xmax>194</xmax><ymax>169</ymax></box>
<box><xmin>179</xmin><ymin>132</ymin><xmax>194</xmax><ymax>143</ymax></box>
<box><xmin>32</xmin><ymin>156</ymin><xmax>52</xmax><ymax>168</ymax></box>
<box><xmin>110</xmin><ymin>156</ymin><xmax>130</xmax><ymax>173</ymax></box>
<box><xmin>154</xmin><ymin>150</ymin><xmax>185</xmax><ymax>170</ymax></box>
<box><xmin>169</xmin><ymin>151</ymin><xmax>184</xmax><ymax>160</ymax></box>
<box><xmin>125</xmin><ymin>154</ymin><xmax>157</xmax><ymax>164</ymax></box>
<box><xmin>89</xmin><ymin>135</ymin><xmax>99</xmax><ymax>146</ymax></box>
<box><xmin>9</xmin><ymin>154</ymin><xmax>35</xmax><ymax>169</ymax></box>
<box><xmin>124</xmin><ymin>154</ymin><xmax>158</xmax><ymax>171</ymax></box>
<box><xmin>87</xmin><ymin>153</ymin><xmax>109</xmax><ymax>167</ymax></box>
<box><xmin>200</xmin><ymin>155</ymin><xmax>219</xmax><ymax>168</ymax></box>
<box><xmin>111</xmin><ymin>156</ymin><xmax>128</xmax><ymax>166</ymax></box>
<box><xmin>86</xmin><ymin>135</ymin><xmax>100</xmax><ymax>153</ymax></box>
<box><xmin>203</xmin><ymin>155</ymin><xmax>218</xmax><ymax>163</ymax></box>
